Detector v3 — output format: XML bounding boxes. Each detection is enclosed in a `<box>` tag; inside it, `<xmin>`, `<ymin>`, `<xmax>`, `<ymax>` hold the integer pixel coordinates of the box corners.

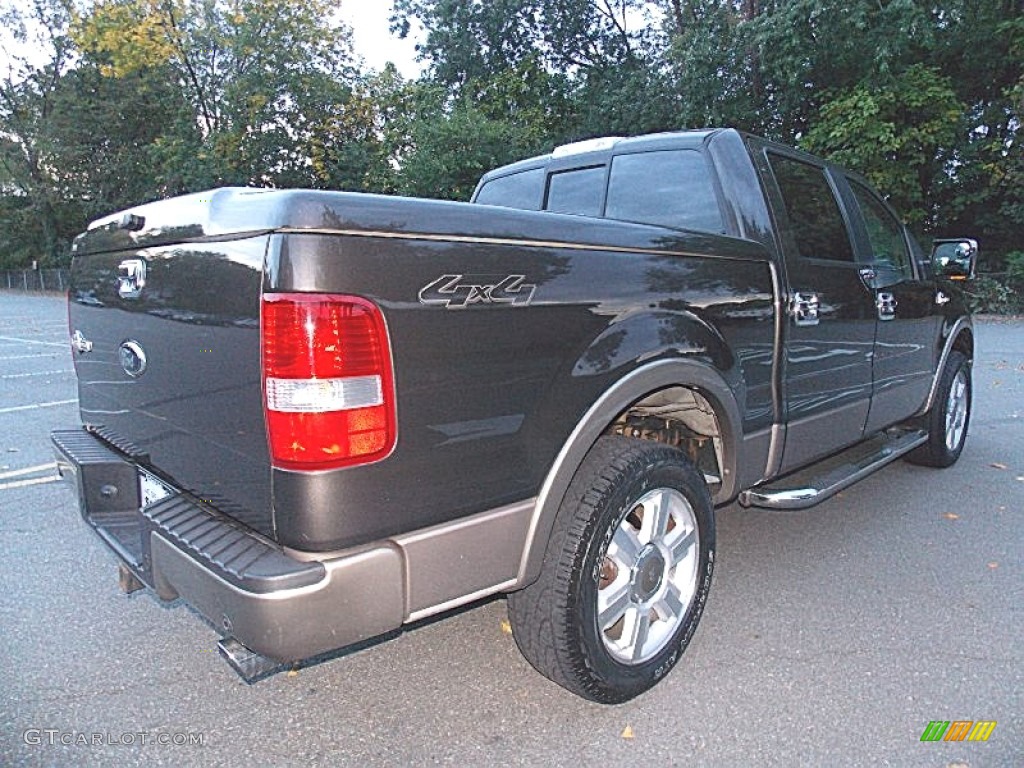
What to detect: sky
<box><xmin>339</xmin><ymin>1</ymin><xmax>423</xmax><ymax>79</ymax></box>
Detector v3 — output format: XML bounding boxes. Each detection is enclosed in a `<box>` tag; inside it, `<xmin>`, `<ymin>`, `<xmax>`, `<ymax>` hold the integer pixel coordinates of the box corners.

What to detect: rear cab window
<box><xmin>474</xmin><ymin>142</ymin><xmax>726</xmax><ymax>236</ymax></box>
<box><xmin>546</xmin><ymin>166</ymin><xmax>606</xmax><ymax>217</ymax></box>
<box><xmin>474</xmin><ymin>168</ymin><xmax>544</xmax><ymax>210</ymax></box>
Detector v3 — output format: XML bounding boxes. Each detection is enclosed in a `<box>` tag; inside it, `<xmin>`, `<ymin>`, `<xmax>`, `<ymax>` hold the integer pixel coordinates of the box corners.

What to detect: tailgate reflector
<box><xmin>261</xmin><ymin>294</ymin><xmax>396</xmax><ymax>471</ymax></box>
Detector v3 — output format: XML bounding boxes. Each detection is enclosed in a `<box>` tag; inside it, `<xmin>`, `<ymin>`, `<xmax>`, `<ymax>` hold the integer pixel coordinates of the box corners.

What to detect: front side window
<box><xmin>767</xmin><ymin>153</ymin><xmax>855</xmax><ymax>263</ymax></box>
<box><xmin>546</xmin><ymin>166</ymin><xmax>606</xmax><ymax>217</ymax></box>
<box><xmin>849</xmin><ymin>180</ymin><xmax>912</xmax><ymax>278</ymax></box>
<box><xmin>605</xmin><ymin>150</ymin><xmax>724</xmax><ymax>234</ymax></box>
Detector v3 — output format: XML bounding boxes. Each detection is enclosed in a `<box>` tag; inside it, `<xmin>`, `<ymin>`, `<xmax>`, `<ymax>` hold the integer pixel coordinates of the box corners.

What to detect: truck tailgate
<box><xmin>68</xmin><ymin>235</ymin><xmax>273</xmax><ymax>537</ymax></box>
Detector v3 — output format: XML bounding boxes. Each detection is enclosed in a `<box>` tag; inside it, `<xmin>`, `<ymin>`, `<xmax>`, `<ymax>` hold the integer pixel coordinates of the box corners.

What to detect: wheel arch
<box><xmin>516</xmin><ymin>358</ymin><xmax>742</xmax><ymax>587</ymax></box>
<box><xmin>918</xmin><ymin>316</ymin><xmax>974</xmax><ymax>417</ymax></box>
<box><xmin>951</xmin><ymin>324</ymin><xmax>974</xmax><ymax>360</ymax></box>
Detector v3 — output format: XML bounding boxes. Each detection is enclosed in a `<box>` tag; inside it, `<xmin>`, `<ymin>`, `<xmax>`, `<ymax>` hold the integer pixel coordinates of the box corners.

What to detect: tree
<box><xmin>72</xmin><ymin>0</ymin><xmax>367</xmax><ymax>189</ymax></box>
<box><xmin>933</xmin><ymin>6</ymin><xmax>1023</xmax><ymax>265</ymax></box>
<box><xmin>0</xmin><ymin>0</ymin><xmax>77</xmax><ymax>264</ymax></box>
<box><xmin>387</xmin><ymin>0</ymin><xmax>675</xmax><ymax>196</ymax></box>
<box><xmin>802</xmin><ymin>65</ymin><xmax>963</xmax><ymax>228</ymax></box>
<box><xmin>1</xmin><ymin>0</ymin><xmax>1019</xmax><ymax>283</ymax></box>
<box><xmin>662</xmin><ymin>0</ymin><xmax>1021</xmax><ymax>268</ymax></box>
<box><xmin>662</xmin><ymin>0</ymin><xmax>765</xmax><ymax>132</ymax></box>
<box><xmin>386</xmin><ymin>57</ymin><xmax>573</xmax><ymax>200</ymax></box>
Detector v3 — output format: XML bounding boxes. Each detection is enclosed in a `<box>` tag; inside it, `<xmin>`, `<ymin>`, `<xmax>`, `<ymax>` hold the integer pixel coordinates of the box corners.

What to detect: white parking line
<box><xmin>0</xmin><ymin>399</ymin><xmax>77</xmax><ymax>414</ymax></box>
<box><xmin>0</xmin><ymin>475</ymin><xmax>61</xmax><ymax>491</ymax></box>
<box><xmin>0</xmin><ymin>353</ymin><xmax>62</xmax><ymax>361</ymax></box>
<box><xmin>0</xmin><ymin>463</ymin><xmax>61</xmax><ymax>491</ymax></box>
<box><xmin>0</xmin><ymin>335</ymin><xmax>67</xmax><ymax>348</ymax></box>
<box><xmin>0</xmin><ymin>463</ymin><xmax>57</xmax><ymax>480</ymax></box>
<box><xmin>0</xmin><ymin>369</ymin><xmax>70</xmax><ymax>380</ymax></box>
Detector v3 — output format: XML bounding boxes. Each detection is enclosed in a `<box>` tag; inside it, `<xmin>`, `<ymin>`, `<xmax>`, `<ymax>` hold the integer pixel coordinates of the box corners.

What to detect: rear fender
<box><xmin>516</xmin><ymin>358</ymin><xmax>742</xmax><ymax>587</ymax></box>
<box><xmin>570</xmin><ymin>309</ymin><xmax>734</xmax><ymax>377</ymax></box>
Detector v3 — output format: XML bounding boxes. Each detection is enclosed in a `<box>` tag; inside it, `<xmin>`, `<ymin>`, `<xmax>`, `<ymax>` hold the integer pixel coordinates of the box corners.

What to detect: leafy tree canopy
<box><xmin>0</xmin><ymin>0</ymin><xmax>1020</xmax><ymax>275</ymax></box>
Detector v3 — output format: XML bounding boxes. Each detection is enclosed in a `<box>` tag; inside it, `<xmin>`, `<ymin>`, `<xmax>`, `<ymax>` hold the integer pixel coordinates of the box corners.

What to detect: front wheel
<box><xmin>907</xmin><ymin>349</ymin><xmax>972</xmax><ymax>468</ymax></box>
<box><xmin>508</xmin><ymin>436</ymin><xmax>715</xmax><ymax>703</ymax></box>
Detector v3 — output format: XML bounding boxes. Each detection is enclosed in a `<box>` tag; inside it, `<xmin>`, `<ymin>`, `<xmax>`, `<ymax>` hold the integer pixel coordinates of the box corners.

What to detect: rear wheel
<box><xmin>907</xmin><ymin>350</ymin><xmax>971</xmax><ymax>468</ymax></box>
<box><xmin>508</xmin><ymin>436</ymin><xmax>715</xmax><ymax>703</ymax></box>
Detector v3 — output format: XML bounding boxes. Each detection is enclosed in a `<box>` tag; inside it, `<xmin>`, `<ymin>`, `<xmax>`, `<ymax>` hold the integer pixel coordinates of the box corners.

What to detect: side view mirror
<box><xmin>931</xmin><ymin>238</ymin><xmax>977</xmax><ymax>281</ymax></box>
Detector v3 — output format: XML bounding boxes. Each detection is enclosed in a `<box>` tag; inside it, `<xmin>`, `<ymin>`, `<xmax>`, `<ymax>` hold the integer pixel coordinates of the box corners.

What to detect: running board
<box><xmin>738</xmin><ymin>428</ymin><xmax>928</xmax><ymax>510</ymax></box>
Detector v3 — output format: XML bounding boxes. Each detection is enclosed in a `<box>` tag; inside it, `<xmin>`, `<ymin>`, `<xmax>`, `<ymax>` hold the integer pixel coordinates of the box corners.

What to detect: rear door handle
<box><xmin>877</xmin><ymin>292</ymin><xmax>897</xmax><ymax>320</ymax></box>
<box><xmin>790</xmin><ymin>292</ymin><xmax>820</xmax><ymax>327</ymax></box>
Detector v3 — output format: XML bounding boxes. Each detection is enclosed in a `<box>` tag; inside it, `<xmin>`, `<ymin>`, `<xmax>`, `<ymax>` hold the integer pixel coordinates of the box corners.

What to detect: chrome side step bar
<box><xmin>738</xmin><ymin>428</ymin><xmax>928</xmax><ymax>510</ymax></box>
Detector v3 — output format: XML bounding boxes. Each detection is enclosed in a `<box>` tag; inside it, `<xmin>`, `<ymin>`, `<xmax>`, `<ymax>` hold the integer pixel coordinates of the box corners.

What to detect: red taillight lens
<box><xmin>261</xmin><ymin>293</ymin><xmax>396</xmax><ymax>471</ymax></box>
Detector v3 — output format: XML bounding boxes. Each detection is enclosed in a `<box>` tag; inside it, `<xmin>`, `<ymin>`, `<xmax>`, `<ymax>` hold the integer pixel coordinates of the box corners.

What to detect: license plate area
<box><xmin>139</xmin><ymin>469</ymin><xmax>174</xmax><ymax>508</ymax></box>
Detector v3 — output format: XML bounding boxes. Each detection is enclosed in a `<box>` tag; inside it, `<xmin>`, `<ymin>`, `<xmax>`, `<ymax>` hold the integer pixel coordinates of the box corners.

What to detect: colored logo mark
<box><xmin>920</xmin><ymin>720</ymin><xmax>997</xmax><ymax>742</ymax></box>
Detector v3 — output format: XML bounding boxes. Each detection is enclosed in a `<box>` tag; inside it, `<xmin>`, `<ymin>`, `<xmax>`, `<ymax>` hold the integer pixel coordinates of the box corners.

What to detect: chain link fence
<box><xmin>1</xmin><ymin>269</ymin><xmax>70</xmax><ymax>294</ymax></box>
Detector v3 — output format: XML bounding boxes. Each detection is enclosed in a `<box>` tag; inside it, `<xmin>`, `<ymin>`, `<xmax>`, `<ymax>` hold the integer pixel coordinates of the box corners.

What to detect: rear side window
<box><xmin>546</xmin><ymin>166</ymin><xmax>605</xmax><ymax>217</ymax></box>
<box><xmin>606</xmin><ymin>150</ymin><xmax>724</xmax><ymax>233</ymax></box>
<box><xmin>768</xmin><ymin>153</ymin><xmax>854</xmax><ymax>262</ymax></box>
<box><xmin>475</xmin><ymin>168</ymin><xmax>544</xmax><ymax>210</ymax></box>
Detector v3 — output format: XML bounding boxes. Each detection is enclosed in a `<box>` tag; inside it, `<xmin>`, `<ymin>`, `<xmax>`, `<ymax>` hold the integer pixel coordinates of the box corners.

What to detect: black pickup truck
<box><xmin>52</xmin><ymin>128</ymin><xmax>977</xmax><ymax>702</ymax></box>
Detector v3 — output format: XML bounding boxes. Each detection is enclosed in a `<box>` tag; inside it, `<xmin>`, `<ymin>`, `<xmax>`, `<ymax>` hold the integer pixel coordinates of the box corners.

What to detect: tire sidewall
<box><xmin>932</xmin><ymin>351</ymin><xmax>972</xmax><ymax>466</ymax></box>
<box><xmin>572</xmin><ymin>453</ymin><xmax>715</xmax><ymax>700</ymax></box>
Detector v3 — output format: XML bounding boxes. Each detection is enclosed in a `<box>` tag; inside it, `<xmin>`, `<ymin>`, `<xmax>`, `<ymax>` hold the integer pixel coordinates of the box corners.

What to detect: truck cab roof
<box><xmin>476</xmin><ymin>129</ymin><xmax>724</xmax><ymax>188</ymax></box>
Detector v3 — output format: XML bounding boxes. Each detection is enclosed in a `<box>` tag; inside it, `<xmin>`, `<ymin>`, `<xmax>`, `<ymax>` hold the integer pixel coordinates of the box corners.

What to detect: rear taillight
<box><xmin>261</xmin><ymin>293</ymin><xmax>396</xmax><ymax>471</ymax></box>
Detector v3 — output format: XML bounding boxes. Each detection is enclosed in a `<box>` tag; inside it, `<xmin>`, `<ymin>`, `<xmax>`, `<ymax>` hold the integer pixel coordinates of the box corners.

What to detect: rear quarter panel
<box><xmin>267</xmin><ymin>218</ymin><xmax>776</xmax><ymax>551</ymax></box>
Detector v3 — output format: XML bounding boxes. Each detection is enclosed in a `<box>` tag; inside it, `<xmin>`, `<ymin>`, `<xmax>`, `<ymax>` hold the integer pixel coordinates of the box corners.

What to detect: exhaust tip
<box><xmin>217</xmin><ymin>638</ymin><xmax>285</xmax><ymax>683</ymax></box>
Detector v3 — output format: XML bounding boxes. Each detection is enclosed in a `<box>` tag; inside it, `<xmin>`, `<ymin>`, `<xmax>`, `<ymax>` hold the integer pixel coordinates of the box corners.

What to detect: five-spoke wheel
<box><xmin>508</xmin><ymin>436</ymin><xmax>714</xmax><ymax>703</ymax></box>
<box><xmin>944</xmin><ymin>368</ymin><xmax>969</xmax><ymax>453</ymax></box>
<box><xmin>597</xmin><ymin>487</ymin><xmax>700</xmax><ymax>664</ymax></box>
<box><xmin>908</xmin><ymin>349</ymin><xmax>972</xmax><ymax>468</ymax></box>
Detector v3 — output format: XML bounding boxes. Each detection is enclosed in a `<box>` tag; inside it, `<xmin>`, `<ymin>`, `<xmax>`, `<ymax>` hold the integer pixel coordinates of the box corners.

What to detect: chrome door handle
<box><xmin>877</xmin><ymin>291</ymin><xmax>897</xmax><ymax>320</ymax></box>
<box><xmin>790</xmin><ymin>292</ymin><xmax>820</xmax><ymax>327</ymax></box>
<box><xmin>935</xmin><ymin>291</ymin><xmax>951</xmax><ymax>306</ymax></box>
<box><xmin>117</xmin><ymin>258</ymin><xmax>147</xmax><ymax>300</ymax></box>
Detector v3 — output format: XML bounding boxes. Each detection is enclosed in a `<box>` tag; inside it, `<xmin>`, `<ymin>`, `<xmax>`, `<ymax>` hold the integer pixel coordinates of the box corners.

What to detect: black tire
<box><xmin>906</xmin><ymin>350</ymin><xmax>972</xmax><ymax>468</ymax></box>
<box><xmin>508</xmin><ymin>436</ymin><xmax>715</xmax><ymax>703</ymax></box>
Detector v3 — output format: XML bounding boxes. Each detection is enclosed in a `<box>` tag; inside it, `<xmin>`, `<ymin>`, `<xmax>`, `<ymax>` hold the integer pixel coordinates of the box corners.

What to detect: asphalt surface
<box><xmin>1</xmin><ymin>292</ymin><xmax>1021</xmax><ymax>767</ymax></box>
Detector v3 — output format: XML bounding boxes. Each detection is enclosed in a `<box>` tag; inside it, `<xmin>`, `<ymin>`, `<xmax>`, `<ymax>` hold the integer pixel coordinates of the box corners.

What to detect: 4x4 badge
<box><xmin>419</xmin><ymin>274</ymin><xmax>536</xmax><ymax>309</ymax></box>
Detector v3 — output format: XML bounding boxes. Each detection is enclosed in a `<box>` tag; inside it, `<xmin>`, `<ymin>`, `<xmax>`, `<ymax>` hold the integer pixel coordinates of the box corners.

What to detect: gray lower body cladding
<box><xmin>51</xmin><ymin>428</ymin><xmax>533</xmax><ymax>663</ymax></box>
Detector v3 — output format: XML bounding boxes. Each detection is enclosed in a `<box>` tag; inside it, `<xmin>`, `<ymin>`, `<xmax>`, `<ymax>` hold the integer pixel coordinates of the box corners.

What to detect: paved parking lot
<box><xmin>1</xmin><ymin>292</ymin><xmax>1021</xmax><ymax>767</ymax></box>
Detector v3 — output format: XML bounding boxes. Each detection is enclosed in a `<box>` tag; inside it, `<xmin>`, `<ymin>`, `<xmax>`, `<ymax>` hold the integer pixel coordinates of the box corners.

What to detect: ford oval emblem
<box><xmin>119</xmin><ymin>340</ymin><xmax>148</xmax><ymax>378</ymax></box>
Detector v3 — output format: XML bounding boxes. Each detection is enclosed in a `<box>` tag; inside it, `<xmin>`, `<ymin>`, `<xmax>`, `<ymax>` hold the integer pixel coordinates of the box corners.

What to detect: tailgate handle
<box><xmin>117</xmin><ymin>259</ymin><xmax>147</xmax><ymax>300</ymax></box>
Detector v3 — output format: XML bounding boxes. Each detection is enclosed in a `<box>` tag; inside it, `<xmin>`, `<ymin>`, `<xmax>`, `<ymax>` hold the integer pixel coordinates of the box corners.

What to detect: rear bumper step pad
<box><xmin>52</xmin><ymin>429</ymin><xmax>323</xmax><ymax>593</ymax></box>
<box><xmin>144</xmin><ymin>495</ymin><xmax>323</xmax><ymax>594</ymax></box>
<box><xmin>51</xmin><ymin>428</ymin><xmax>406</xmax><ymax>665</ymax></box>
